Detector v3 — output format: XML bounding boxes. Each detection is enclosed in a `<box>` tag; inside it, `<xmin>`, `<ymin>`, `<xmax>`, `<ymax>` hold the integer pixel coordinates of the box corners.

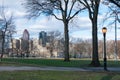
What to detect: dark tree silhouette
<box><xmin>78</xmin><ymin>0</ymin><xmax>101</xmax><ymax>66</ymax></box>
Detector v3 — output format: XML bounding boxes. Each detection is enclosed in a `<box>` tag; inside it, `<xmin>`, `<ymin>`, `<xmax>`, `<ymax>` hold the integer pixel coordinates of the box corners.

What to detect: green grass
<box><xmin>1</xmin><ymin>58</ymin><xmax>120</xmax><ymax>67</ymax></box>
<box><xmin>0</xmin><ymin>70</ymin><xmax>120</xmax><ymax>80</ymax></box>
<box><xmin>0</xmin><ymin>58</ymin><xmax>120</xmax><ymax>80</ymax></box>
<box><xmin>2</xmin><ymin>58</ymin><xmax>91</xmax><ymax>67</ymax></box>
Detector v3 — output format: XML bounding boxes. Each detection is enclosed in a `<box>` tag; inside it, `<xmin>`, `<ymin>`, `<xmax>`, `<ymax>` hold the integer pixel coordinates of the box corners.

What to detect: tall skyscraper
<box><xmin>22</xmin><ymin>29</ymin><xmax>29</xmax><ymax>40</ymax></box>
<box><xmin>39</xmin><ymin>31</ymin><xmax>47</xmax><ymax>47</ymax></box>
<box><xmin>21</xmin><ymin>29</ymin><xmax>30</xmax><ymax>57</ymax></box>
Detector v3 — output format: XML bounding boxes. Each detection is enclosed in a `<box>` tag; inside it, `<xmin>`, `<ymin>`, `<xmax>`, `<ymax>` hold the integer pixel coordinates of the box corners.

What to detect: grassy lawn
<box><xmin>1</xmin><ymin>58</ymin><xmax>91</xmax><ymax>67</ymax></box>
<box><xmin>0</xmin><ymin>70</ymin><xmax>120</xmax><ymax>80</ymax></box>
<box><xmin>1</xmin><ymin>58</ymin><xmax>120</xmax><ymax>67</ymax></box>
<box><xmin>0</xmin><ymin>58</ymin><xmax>120</xmax><ymax>80</ymax></box>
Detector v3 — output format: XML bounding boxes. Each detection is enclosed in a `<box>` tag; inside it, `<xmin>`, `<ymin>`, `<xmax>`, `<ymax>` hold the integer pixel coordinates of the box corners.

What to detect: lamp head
<box><xmin>102</xmin><ymin>27</ymin><xmax>107</xmax><ymax>34</ymax></box>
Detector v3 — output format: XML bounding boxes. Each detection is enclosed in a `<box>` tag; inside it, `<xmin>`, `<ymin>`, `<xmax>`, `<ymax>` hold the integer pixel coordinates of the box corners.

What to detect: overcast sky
<box><xmin>0</xmin><ymin>0</ymin><xmax>120</xmax><ymax>40</ymax></box>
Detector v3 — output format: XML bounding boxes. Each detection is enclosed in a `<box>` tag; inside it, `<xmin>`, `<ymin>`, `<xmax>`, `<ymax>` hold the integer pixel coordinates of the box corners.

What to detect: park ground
<box><xmin>0</xmin><ymin>58</ymin><xmax>120</xmax><ymax>80</ymax></box>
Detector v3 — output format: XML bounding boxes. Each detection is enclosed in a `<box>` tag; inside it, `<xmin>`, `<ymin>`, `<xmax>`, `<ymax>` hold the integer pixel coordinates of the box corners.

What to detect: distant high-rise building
<box><xmin>21</xmin><ymin>29</ymin><xmax>30</xmax><ymax>57</ymax></box>
<box><xmin>39</xmin><ymin>31</ymin><xmax>47</xmax><ymax>47</ymax></box>
<box><xmin>22</xmin><ymin>29</ymin><xmax>29</xmax><ymax>40</ymax></box>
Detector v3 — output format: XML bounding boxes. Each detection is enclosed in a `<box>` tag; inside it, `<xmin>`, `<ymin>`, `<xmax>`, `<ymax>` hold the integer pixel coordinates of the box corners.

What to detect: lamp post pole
<box><xmin>102</xmin><ymin>27</ymin><xmax>107</xmax><ymax>71</ymax></box>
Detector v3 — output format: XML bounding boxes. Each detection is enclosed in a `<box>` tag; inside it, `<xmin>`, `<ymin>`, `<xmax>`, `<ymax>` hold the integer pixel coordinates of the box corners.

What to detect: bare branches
<box><xmin>24</xmin><ymin>0</ymin><xmax>53</xmax><ymax>19</ymax></box>
<box><xmin>24</xmin><ymin>0</ymin><xmax>85</xmax><ymax>21</ymax></box>
<box><xmin>67</xmin><ymin>0</ymin><xmax>76</xmax><ymax>20</ymax></box>
<box><xmin>52</xmin><ymin>14</ymin><xmax>62</xmax><ymax>21</ymax></box>
<box><xmin>78</xmin><ymin>0</ymin><xmax>100</xmax><ymax>20</ymax></box>
<box><xmin>109</xmin><ymin>0</ymin><xmax>120</xmax><ymax>8</ymax></box>
<box><xmin>68</xmin><ymin>7</ymin><xmax>85</xmax><ymax>21</ymax></box>
<box><xmin>0</xmin><ymin>7</ymin><xmax>16</xmax><ymax>34</ymax></box>
<box><xmin>0</xmin><ymin>6</ymin><xmax>16</xmax><ymax>59</ymax></box>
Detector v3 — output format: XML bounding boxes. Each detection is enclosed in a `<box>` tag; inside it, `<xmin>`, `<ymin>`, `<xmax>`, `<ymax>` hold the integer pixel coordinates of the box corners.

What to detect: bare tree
<box><xmin>117</xmin><ymin>40</ymin><xmax>120</xmax><ymax>58</ymax></box>
<box><xmin>106</xmin><ymin>40</ymin><xmax>114</xmax><ymax>59</ymax></box>
<box><xmin>104</xmin><ymin>4</ymin><xmax>120</xmax><ymax>24</ymax></box>
<box><xmin>73</xmin><ymin>39</ymin><xmax>92</xmax><ymax>58</ymax></box>
<box><xmin>98</xmin><ymin>40</ymin><xmax>103</xmax><ymax>58</ymax></box>
<box><xmin>23</xmin><ymin>0</ymin><xmax>85</xmax><ymax>61</ymax></box>
<box><xmin>78</xmin><ymin>0</ymin><xmax>101</xmax><ymax>66</ymax></box>
<box><xmin>47</xmin><ymin>31</ymin><xmax>61</xmax><ymax>57</ymax></box>
<box><xmin>74</xmin><ymin>39</ymin><xmax>86</xmax><ymax>58</ymax></box>
<box><xmin>0</xmin><ymin>6</ymin><xmax>16</xmax><ymax>60</ymax></box>
<box><xmin>57</xmin><ymin>37</ymin><xmax>65</xmax><ymax>57</ymax></box>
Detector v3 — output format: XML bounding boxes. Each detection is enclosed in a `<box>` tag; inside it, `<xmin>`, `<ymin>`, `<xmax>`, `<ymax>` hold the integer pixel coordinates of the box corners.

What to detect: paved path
<box><xmin>0</xmin><ymin>66</ymin><xmax>120</xmax><ymax>72</ymax></box>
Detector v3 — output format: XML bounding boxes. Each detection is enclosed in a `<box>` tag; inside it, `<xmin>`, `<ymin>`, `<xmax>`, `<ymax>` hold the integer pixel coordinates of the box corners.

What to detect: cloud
<box><xmin>71</xmin><ymin>30</ymin><xmax>92</xmax><ymax>39</ymax></box>
<box><xmin>14</xmin><ymin>10</ymin><xmax>27</xmax><ymax>18</ymax></box>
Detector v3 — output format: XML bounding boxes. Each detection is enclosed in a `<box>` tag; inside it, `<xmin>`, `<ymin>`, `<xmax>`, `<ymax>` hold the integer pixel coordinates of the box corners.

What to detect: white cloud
<box><xmin>14</xmin><ymin>11</ymin><xmax>27</xmax><ymax>18</ymax></box>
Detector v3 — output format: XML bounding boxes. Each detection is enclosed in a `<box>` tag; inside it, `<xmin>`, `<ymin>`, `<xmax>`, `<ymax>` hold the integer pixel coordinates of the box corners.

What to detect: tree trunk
<box><xmin>64</xmin><ymin>21</ymin><xmax>70</xmax><ymax>61</ymax></box>
<box><xmin>0</xmin><ymin>34</ymin><xmax>5</xmax><ymax>61</ymax></box>
<box><xmin>50</xmin><ymin>48</ymin><xmax>53</xmax><ymax>57</ymax></box>
<box><xmin>90</xmin><ymin>21</ymin><xmax>100</xmax><ymax>67</ymax></box>
<box><xmin>89</xmin><ymin>1</ymin><xmax>101</xmax><ymax>67</ymax></box>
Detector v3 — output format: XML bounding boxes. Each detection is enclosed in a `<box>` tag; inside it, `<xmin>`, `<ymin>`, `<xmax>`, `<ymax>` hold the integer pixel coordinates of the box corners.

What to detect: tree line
<box><xmin>70</xmin><ymin>38</ymin><xmax>120</xmax><ymax>59</ymax></box>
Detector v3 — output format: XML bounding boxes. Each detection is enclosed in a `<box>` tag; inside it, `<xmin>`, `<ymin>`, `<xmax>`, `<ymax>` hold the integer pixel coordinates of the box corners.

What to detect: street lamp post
<box><xmin>102</xmin><ymin>27</ymin><xmax>107</xmax><ymax>71</ymax></box>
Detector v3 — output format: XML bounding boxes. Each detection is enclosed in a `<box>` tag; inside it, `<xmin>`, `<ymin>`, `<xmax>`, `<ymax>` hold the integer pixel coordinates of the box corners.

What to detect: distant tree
<box><xmin>0</xmin><ymin>6</ymin><xmax>16</xmax><ymax>60</ymax></box>
<box><xmin>74</xmin><ymin>39</ymin><xmax>86</xmax><ymax>57</ymax></box>
<box><xmin>47</xmin><ymin>31</ymin><xmax>61</xmax><ymax>57</ymax></box>
<box><xmin>84</xmin><ymin>39</ymin><xmax>92</xmax><ymax>58</ymax></box>
<box><xmin>57</xmin><ymin>37</ymin><xmax>65</xmax><ymax>57</ymax></box>
<box><xmin>98</xmin><ymin>40</ymin><xmax>103</xmax><ymax>58</ymax></box>
<box><xmin>78</xmin><ymin>0</ymin><xmax>101</xmax><ymax>66</ymax></box>
<box><xmin>117</xmin><ymin>40</ymin><xmax>120</xmax><ymax>58</ymax></box>
<box><xmin>106</xmin><ymin>40</ymin><xmax>114</xmax><ymax>59</ymax></box>
<box><xmin>73</xmin><ymin>39</ymin><xmax>92</xmax><ymax>58</ymax></box>
<box><xmin>24</xmin><ymin>0</ymin><xmax>85</xmax><ymax>61</ymax></box>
